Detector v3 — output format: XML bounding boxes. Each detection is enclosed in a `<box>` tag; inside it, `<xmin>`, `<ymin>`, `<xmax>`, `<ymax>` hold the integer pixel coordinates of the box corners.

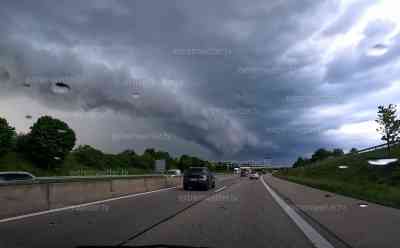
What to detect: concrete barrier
<box><xmin>144</xmin><ymin>176</ymin><xmax>167</xmax><ymax>191</ymax></box>
<box><xmin>166</xmin><ymin>176</ymin><xmax>182</xmax><ymax>188</ymax></box>
<box><xmin>0</xmin><ymin>175</ymin><xmax>181</xmax><ymax>219</ymax></box>
<box><xmin>0</xmin><ymin>184</ymin><xmax>49</xmax><ymax>218</ymax></box>
<box><xmin>49</xmin><ymin>180</ymin><xmax>112</xmax><ymax>209</ymax></box>
<box><xmin>111</xmin><ymin>178</ymin><xmax>146</xmax><ymax>196</ymax></box>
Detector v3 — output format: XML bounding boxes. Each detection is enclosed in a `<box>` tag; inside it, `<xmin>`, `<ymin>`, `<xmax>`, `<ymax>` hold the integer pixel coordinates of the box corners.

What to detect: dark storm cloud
<box><xmin>0</xmin><ymin>33</ymin><xmax>262</xmax><ymax>157</ymax></box>
<box><xmin>1</xmin><ymin>0</ymin><xmax>399</xmax><ymax>164</ymax></box>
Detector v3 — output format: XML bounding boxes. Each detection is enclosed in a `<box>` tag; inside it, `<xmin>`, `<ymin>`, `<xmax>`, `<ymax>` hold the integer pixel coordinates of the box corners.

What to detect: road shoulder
<box><xmin>264</xmin><ymin>174</ymin><xmax>400</xmax><ymax>248</ymax></box>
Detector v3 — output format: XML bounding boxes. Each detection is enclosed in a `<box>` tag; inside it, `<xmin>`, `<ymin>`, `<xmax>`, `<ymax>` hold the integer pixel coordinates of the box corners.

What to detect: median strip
<box><xmin>261</xmin><ymin>176</ymin><xmax>334</xmax><ymax>248</ymax></box>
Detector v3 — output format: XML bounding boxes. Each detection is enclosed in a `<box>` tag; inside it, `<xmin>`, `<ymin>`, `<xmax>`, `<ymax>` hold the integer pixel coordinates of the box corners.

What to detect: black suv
<box><xmin>183</xmin><ymin>167</ymin><xmax>215</xmax><ymax>190</ymax></box>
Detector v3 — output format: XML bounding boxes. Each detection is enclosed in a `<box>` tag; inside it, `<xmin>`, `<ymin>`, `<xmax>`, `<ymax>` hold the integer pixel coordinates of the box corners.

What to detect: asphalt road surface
<box><xmin>0</xmin><ymin>175</ymin><xmax>326</xmax><ymax>248</ymax></box>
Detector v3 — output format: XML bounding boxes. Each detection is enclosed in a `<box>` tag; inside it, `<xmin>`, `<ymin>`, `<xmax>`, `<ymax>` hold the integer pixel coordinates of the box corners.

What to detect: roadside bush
<box><xmin>368</xmin><ymin>174</ymin><xmax>379</xmax><ymax>182</ymax></box>
<box><xmin>135</xmin><ymin>153</ymin><xmax>155</xmax><ymax>170</ymax></box>
<box><xmin>73</xmin><ymin>145</ymin><xmax>106</xmax><ymax>169</ymax></box>
<box><xmin>390</xmin><ymin>168</ymin><xmax>400</xmax><ymax>185</ymax></box>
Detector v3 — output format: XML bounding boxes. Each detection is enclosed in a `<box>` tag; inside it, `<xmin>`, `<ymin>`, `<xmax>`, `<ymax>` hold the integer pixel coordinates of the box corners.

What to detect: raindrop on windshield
<box><xmin>53</xmin><ymin>157</ymin><xmax>61</xmax><ymax>160</ymax></box>
<box><xmin>0</xmin><ymin>67</ymin><xmax>10</xmax><ymax>82</ymax></box>
<box><xmin>25</xmin><ymin>115</ymin><xmax>32</xmax><ymax>119</ymax></box>
<box><xmin>368</xmin><ymin>158</ymin><xmax>398</xmax><ymax>166</ymax></box>
<box><xmin>51</xmin><ymin>81</ymin><xmax>71</xmax><ymax>94</ymax></box>
<box><xmin>57</xmin><ymin>129</ymin><xmax>67</xmax><ymax>134</ymax></box>
<box><xmin>358</xmin><ymin>203</ymin><xmax>368</xmax><ymax>208</ymax></box>
<box><xmin>235</xmin><ymin>90</ymin><xmax>244</xmax><ymax>99</ymax></box>
<box><xmin>366</xmin><ymin>44</ymin><xmax>388</xmax><ymax>56</ymax></box>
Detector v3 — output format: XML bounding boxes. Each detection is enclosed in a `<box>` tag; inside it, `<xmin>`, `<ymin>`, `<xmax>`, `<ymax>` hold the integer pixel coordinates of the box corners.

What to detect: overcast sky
<box><xmin>1</xmin><ymin>0</ymin><xmax>400</xmax><ymax>164</ymax></box>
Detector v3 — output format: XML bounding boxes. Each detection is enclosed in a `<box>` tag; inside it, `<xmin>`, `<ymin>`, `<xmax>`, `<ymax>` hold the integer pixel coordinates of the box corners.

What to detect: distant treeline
<box><xmin>292</xmin><ymin>147</ymin><xmax>358</xmax><ymax>168</ymax></box>
<box><xmin>0</xmin><ymin>116</ymin><xmax>227</xmax><ymax>173</ymax></box>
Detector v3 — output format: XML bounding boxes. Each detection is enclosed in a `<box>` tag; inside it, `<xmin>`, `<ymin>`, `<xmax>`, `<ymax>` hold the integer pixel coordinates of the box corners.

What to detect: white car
<box><xmin>166</xmin><ymin>169</ymin><xmax>182</xmax><ymax>177</ymax></box>
<box><xmin>249</xmin><ymin>172</ymin><xmax>260</xmax><ymax>180</ymax></box>
<box><xmin>0</xmin><ymin>171</ymin><xmax>36</xmax><ymax>184</ymax></box>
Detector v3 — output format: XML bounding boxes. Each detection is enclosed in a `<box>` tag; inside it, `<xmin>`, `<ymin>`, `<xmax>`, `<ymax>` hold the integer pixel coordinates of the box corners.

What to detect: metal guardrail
<box><xmin>36</xmin><ymin>174</ymin><xmax>167</xmax><ymax>183</ymax></box>
<box><xmin>0</xmin><ymin>174</ymin><xmax>171</xmax><ymax>186</ymax></box>
<box><xmin>357</xmin><ymin>141</ymin><xmax>400</xmax><ymax>154</ymax></box>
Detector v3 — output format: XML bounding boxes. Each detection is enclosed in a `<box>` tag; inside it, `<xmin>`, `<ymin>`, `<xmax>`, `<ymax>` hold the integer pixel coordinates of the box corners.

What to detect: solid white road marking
<box><xmin>0</xmin><ymin>187</ymin><xmax>177</xmax><ymax>224</ymax></box>
<box><xmin>214</xmin><ymin>186</ymin><xmax>227</xmax><ymax>193</ymax></box>
<box><xmin>261</xmin><ymin>176</ymin><xmax>335</xmax><ymax>248</ymax></box>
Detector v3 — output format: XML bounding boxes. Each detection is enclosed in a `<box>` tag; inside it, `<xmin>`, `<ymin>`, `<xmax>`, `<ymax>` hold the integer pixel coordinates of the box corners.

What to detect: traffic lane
<box><xmin>129</xmin><ymin>178</ymin><xmax>313</xmax><ymax>248</ymax></box>
<box><xmin>215</xmin><ymin>174</ymin><xmax>237</xmax><ymax>182</ymax></box>
<box><xmin>0</xmin><ymin>177</ymin><xmax>238</xmax><ymax>248</ymax></box>
<box><xmin>0</xmin><ymin>176</ymin><xmax>239</xmax><ymax>248</ymax></box>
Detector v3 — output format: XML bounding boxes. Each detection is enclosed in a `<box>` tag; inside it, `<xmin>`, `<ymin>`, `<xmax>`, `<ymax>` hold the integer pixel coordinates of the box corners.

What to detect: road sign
<box><xmin>155</xmin><ymin>160</ymin><xmax>166</xmax><ymax>173</ymax></box>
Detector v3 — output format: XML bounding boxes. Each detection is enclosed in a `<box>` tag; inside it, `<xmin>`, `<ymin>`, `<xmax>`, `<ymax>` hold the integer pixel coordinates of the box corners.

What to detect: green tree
<box><xmin>120</xmin><ymin>149</ymin><xmax>136</xmax><ymax>157</ymax></box>
<box><xmin>166</xmin><ymin>157</ymin><xmax>179</xmax><ymax>170</ymax></box>
<box><xmin>376</xmin><ymin>104</ymin><xmax>400</xmax><ymax>152</ymax></box>
<box><xmin>293</xmin><ymin>157</ymin><xmax>306</xmax><ymax>168</ymax></box>
<box><xmin>27</xmin><ymin>116</ymin><xmax>76</xmax><ymax>168</ymax></box>
<box><xmin>117</xmin><ymin>149</ymin><xmax>137</xmax><ymax>168</ymax></box>
<box><xmin>311</xmin><ymin>148</ymin><xmax>332</xmax><ymax>162</ymax></box>
<box><xmin>332</xmin><ymin>148</ymin><xmax>344</xmax><ymax>157</ymax></box>
<box><xmin>138</xmin><ymin>152</ymin><xmax>155</xmax><ymax>170</ymax></box>
<box><xmin>15</xmin><ymin>133</ymin><xmax>30</xmax><ymax>153</ymax></box>
<box><xmin>178</xmin><ymin>154</ymin><xmax>192</xmax><ymax>171</ymax></box>
<box><xmin>154</xmin><ymin>150</ymin><xmax>171</xmax><ymax>160</ymax></box>
<box><xmin>350</xmin><ymin>148</ymin><xmax>358</xmax><ymax>154</ymax></box>
<box><xmin>0</xmin><ymin>117</ymin><xmax>16</xmax><ymax>155</ymax></box>
<box><xmin>144</xmin><ymin>148</ymin><xmax>156</xmax><ymax>158</ymax></box>
<box><xmin>191</xmin><ymin>156</ymin><xmax>204</xmax><ymax>166</ymax></box>
<box><xmin>73</xmin><ymin>145</ymin><xmax>106</xmax><ymax>169</ymax></box>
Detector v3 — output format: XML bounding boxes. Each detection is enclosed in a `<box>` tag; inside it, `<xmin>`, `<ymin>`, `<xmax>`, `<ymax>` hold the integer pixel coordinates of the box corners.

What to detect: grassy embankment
<box><xmin>276</xmin><ymin>145</ymin><xmax>400</xmax><ymax>208</ymax></box>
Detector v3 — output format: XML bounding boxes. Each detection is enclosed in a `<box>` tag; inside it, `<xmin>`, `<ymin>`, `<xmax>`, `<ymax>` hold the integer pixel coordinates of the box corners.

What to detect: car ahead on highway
<box><xmin>0</xmin><ymin>171</ymin><xmax>36</xmax><ymax>184</ymax></box>
<box><xmin>249</xmin><ymin>172</ymin><xmax>260</xmax><ymax>180</ymax></box>
<box><xmin>240</xmin><ymin>170</ymin><xmax>249</xmax><ymax>177</ymax></box>
<box><xmin>165</xmin><ymin>169</ymin><xmax>182</xmax><ymax>177</ymax></box>
<box><xmin>183</xmin><ymin>167</ymin><xmax>215</xmax><ymax>190</ymax></box>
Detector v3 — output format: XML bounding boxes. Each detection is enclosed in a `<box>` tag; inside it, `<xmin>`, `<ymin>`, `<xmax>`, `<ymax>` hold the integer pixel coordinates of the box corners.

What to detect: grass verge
<box><xmin>275</xmin><ymin>175</ymin><xmax>400</xmax><ymax>209</ymax></box>
<box><xmin>276</xmin><ymin>145</ymin><xmax>400</xmax><ymax>209</ymax></box>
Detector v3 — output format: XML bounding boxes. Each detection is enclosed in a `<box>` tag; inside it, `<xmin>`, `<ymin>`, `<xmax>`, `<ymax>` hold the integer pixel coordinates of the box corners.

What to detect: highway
<box><xmin>2</xmin><ymin>174</ymin><xmax>395</xmax><ymax>248</ymax></box>
<box><xmin>0</xmin><ymin>175</ymin><xmax>317</xmax><ymax>248</ymax></box>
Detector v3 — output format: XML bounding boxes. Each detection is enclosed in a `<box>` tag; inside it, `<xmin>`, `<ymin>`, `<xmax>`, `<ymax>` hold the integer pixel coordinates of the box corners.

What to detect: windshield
<box><xmin>1</xmin><ymin>1</ymin><xmax>399</xmax><ymax>248</ymax></box>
